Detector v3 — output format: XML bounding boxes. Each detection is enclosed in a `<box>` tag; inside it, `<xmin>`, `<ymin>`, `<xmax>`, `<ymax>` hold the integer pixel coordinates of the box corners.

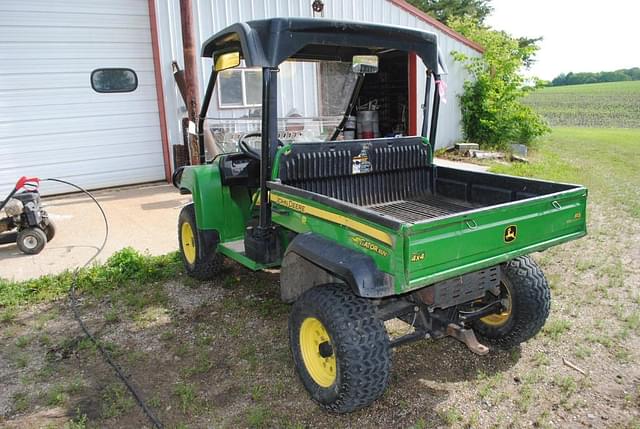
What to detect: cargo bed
<box><xmin>269</xmin><ymin>137</ymin><xmax>587</xmax><ymax>293</ymax></box>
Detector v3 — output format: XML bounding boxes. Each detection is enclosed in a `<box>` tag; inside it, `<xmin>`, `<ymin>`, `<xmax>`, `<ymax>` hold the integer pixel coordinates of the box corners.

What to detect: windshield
<box><xmin>204</xmin><ymin>60</ymin><xmax>358</xmax><ymax>156</ymax></box>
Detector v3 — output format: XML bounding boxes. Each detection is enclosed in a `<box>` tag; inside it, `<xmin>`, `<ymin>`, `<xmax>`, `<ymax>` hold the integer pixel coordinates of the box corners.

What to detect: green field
<box><xmin>524</xmin><ymin>81</ymin><xmax>640</xmax><ymax>128</ymax></box>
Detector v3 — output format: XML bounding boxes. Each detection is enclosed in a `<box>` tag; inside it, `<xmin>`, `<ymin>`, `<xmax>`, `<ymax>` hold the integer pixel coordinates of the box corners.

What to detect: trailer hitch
<box><xmin>446</xmin><ymin>324</ymin><xmax>489</xmax><ymax>355</ymax></box>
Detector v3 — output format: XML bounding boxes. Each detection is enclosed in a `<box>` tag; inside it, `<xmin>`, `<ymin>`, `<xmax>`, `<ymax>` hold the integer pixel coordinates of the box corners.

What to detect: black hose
<box><xmin>44</xmin><ymin>178</ymin><xmax>164</xmax><ymax>429</ymax></box>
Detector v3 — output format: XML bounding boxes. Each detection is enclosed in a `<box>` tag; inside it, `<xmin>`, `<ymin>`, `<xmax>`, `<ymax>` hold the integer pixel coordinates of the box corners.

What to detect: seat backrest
<box><xmin>277</xmin><ymin>137</ymin><xmax>431</xmax><ymax>206</ymax></box>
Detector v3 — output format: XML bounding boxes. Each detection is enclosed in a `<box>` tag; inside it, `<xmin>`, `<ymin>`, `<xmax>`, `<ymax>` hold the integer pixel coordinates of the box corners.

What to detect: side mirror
<box><xmin>214</xmin><ymin>52</ymin><xmax>240</xmax><ymax>72</ymax></box>
<box><xmin>352</xmin><ymin>55</ymin><xmax>379</xmax><ymax>74</ymax></box>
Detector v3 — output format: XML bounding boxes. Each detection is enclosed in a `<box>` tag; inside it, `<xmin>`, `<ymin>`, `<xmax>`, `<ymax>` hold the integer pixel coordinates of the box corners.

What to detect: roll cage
<box><xmin>196</xmin><ymin>17</ymin><xmax>446</xmax><ymax>239</ymax></box>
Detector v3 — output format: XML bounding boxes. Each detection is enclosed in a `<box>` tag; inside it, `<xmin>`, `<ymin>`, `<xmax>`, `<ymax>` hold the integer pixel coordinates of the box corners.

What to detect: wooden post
<box><xmin>179</xmin><ymin>0</ymin><xmax>201</xmax><ymax>165</ymax></box>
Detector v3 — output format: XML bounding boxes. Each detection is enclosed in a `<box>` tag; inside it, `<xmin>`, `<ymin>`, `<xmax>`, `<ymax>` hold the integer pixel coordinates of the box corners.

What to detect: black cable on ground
<box><xmin>44</xmin><ymin>178</ymin><xmax>164</xmax><ymax>429</ymax></box>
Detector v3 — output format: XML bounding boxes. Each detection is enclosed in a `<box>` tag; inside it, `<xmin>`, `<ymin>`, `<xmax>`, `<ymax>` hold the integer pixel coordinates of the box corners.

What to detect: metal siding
<box><xmin>0</xmin><ymin>0</ymin><xmax>165</xmax><ymax>195</ymax></box>
<box><xmin>156</xmin><ymin>0</ymin><xmax>480</xmax><ymax>151</ymax></box>
<box><xmin>153</xmin><ymin>0</ymin><xmax>186</xmax><ymax>176</ymax></box>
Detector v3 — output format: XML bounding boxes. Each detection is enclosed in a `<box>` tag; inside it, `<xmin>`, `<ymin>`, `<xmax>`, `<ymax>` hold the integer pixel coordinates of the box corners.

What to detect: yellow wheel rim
<box><xmin>181</xmin><ymin>222</ymin><xmax>196</xmax><ymax>265</ymax></box>
<box><xmin>299</xmin><ymin>317</ymin><xmax>336</xmax><ymax>388</ymax></box>
<box><xmin>480</xmin><ymin>282</ymin><xmax>512</xmax><ymax>327</ymax></box>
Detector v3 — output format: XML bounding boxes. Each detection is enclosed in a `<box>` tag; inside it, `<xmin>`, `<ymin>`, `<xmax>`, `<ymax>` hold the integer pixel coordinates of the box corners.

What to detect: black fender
<box><xmin>172</xmin><ymin>166</ymin><xmax>191</xmax><ymax>194</ymax></box>
<box><xmin>197</xmin><ymin>228</ymin><xmax>220</xmax><ymax>260</ymax></box>
<box><xmin>280</xmin><ymin>233</ymin><xmax>394</xmax><ymax>302</ymax></box>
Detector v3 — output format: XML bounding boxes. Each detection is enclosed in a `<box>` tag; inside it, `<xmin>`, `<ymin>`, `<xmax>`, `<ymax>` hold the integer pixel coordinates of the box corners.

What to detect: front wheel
<box><xmin>44</xmin><ymin>220</ymin><xmax>56</xmax><ymax>242</ymax></box>
<box><xmin>473</xmin><ymin>256</ymin><xmax>550</xmax><ymax>349</ymax></box>
<box><xmin>178</xmin><ymin>204</ymin><xmax>223</xmax><ymax>280</ymax></box>
<box><xmin>289</xmin><ymin>284</ymin><xmax>391</xmax><ymax>413</ymax></box>
<box><xmin>16</xmin><ymin>227</ymin><xmax>47</xmax><ymax>255</ymax></box>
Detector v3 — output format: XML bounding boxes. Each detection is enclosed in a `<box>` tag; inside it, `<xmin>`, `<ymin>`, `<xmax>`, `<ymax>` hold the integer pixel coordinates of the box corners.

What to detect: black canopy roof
<box><xmin>201</xmin><ymin>17</ymin><xmax>440</xmax><ymax>71</ymax></box>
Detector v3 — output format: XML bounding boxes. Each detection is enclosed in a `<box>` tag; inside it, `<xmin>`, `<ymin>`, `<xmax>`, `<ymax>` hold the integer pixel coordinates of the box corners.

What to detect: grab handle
<box><xmin>465</xmin><ymin>219</ymin><xmax>478</xmax><ymax>230</ymax></box>
<box><xmin>552</xmin><ymin>200</ymin><xmax>562</xmax><ymax>209</ymax></box>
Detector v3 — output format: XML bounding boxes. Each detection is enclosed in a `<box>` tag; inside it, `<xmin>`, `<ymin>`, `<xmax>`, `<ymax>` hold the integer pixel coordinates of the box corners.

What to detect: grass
<box><xmin>532</xmin><ymin>351</ymin><xmax>550</xmax><ymax>367</ymax></box>
<box><xmin>0</xmin><ymin>247</ymin><xmax>182</xmax><ymax>308</ymax></box>
<box><xmin>624</xmin><ymin>311</ymin><xmax>640</xmax><ymax>331</ymax></box>
<box><xmin>1</xmin><ymin>307</ymin><xmax>18</xmax><ymax>323</ymax></box>
<box><xmin>181</xmin><ymin>351</ymin><xmax>214</xmax><ymax>377</ymax></box>
<box><xmin>573</xmin><ymin>344</ymin><xmax>593</xmax><ymax>360</ymax></box>
<box><xmin>101</xmin><ymin>383</ymin><xmax>134</xmax><ymax>419</ymax></box>
<box><xmin>586</xmin><ymin>332</ymin><xmax>614</xmax><ymax>348</ymax></box>
<box><xmin>245</xmin><ymin>405</ymin><xmax>273</xmax><ymax>428</ymax></box>
<box><xmin>14</xmin><ymin>353</ymin><xmax>28</xmax><ymax>368</ymax></box>
<box><xmin>437</xmin><ymin>407</ymin><xmax>462</xmax><ymax>426</ymax></box>
<box><xmin>409</xmin><ymin>418</ymin><xmax>427</xmax><ymax>429</ymax></box>
<box><xmin>12</xmin><ymin>392</ymin><xmax>29</xmax><ymax>414</ymax></box>
<box><xmin>15</xmin><ymin>335</ymin><xmax>31</xmax><ymax>348</ymax></box>
<box><xmin>174</xmin><ymin>382</ymin><xmax>198</xmax><ymax>414</ymax></box>
<box><xmin>476</xmin><ymin>371</ymin><xmax>505</xmax><ymax>402</ymax></box>
<box><xmin>516</xmin><ymin>384</ymin><xmax>535</xmax><ymax>412</ymax></box>
<box><xmin>534</xmin><ymin>410</ymin><xmax>552</xmax><ymax>429</ymax></box>
<box><xmin>541</xmin><ymin>319</ymin><xmax>571</xmax><ymax>341</ymax></box>
<box><xmin>524</xmin><ymin>81</ymin><xmax>640</xmax><ymax>128</ymax></box>
<box><xmin>65</xmin><ymin>412</ymin><xmax>88</xmax><ymax>429</ymax></box>
<box><xmin>104</xmin><ymin>308</ymin><xmax>121</xmax><ymax>324</ymax></box>
<box><xmin>45</xmin><ymin>384</ymin><xmax>68</xmax><ymax>406</ymax></box>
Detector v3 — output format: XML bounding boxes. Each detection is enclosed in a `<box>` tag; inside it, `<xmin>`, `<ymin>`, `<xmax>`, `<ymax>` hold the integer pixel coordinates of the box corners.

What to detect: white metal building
<box><xmin>0</xmin><ymin>0</ymin><xmax>482</xmax><ymax>195</ymax></box>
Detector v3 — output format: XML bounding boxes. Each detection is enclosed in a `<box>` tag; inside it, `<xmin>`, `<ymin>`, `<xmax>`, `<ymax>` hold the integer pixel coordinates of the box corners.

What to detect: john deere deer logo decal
<box><xmin>504</xmin><ymin>225</ymin><xmax>517</xmax><ymax>243</ymax></box>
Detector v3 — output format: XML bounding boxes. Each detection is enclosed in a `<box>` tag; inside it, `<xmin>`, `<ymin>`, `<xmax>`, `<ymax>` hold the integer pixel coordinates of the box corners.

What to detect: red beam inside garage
<box><xmin>148</xmin><ymin>0</ymin><xmax>172</xmax><ymax>182</ymax></box>
<box><xmin>408</xmin><ymin>52</ymin><xmax>418</xmax><ymax>136</ymax></box>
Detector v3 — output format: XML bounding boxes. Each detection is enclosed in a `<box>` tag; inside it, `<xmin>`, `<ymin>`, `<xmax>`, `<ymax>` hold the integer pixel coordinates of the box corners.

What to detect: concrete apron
<box><xmin>0</xmin><ymin>183</ymin><xmax>190</xmax><ymax>282</ymax></box>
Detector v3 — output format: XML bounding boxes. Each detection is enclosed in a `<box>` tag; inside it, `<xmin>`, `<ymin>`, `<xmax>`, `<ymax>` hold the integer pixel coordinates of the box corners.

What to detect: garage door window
<box><xmin>91</xmin><ymin>68</ymin><xmax>138</xmax><ymax>93</ymax></box>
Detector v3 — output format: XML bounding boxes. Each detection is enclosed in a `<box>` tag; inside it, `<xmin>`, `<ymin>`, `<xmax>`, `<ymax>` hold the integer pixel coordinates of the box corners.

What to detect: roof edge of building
<box><xmin>387</xmin><ymin>0</ymin><xmax>484</xmax><ymax>53</ymax></box>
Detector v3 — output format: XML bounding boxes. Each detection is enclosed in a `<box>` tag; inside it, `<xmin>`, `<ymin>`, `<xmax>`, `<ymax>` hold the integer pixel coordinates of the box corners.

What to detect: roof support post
<box><xmin>198</xmin><ymin>70</ymin><xmax>217</xmax><ymax>164</ymax></box>
<box><xmin>428</xmin><ymin>73</ymin><xmax>441</xmax><ymax>147</ymax></box>
<box><xmin>258</xmin><ymin>67</ymin><xmax>279</xmax><ymax>231</ymax></box>
<box><xmin>179</xmin><ymin>0</ymin><xmax>201</xmax><ymax>165</ymax></box>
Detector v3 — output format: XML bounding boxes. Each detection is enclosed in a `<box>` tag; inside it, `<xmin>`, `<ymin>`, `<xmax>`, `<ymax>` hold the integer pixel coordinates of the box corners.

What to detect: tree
<box><xmin>550</xmin><ymin>67</ymin><xmax>640</xmax><ymax>86</ymax></box>
<box><xmin>406</xmin><ymin>0</ymin><xmax>493</xmax><ymax>26</ymax></box>
<box><xmin>551</xmin><ymin>73</ymin><xmax>567</xmax><ymax>86</ymax></box>
<box><xmin>449</xmin><ymin>18</ymin><xmax>549</xmax><ymax>148</ymax></box>
<box><xmin>517</xmin><ymin>36</ymin><xmax>543</xmax><ymax>69</ymax></box>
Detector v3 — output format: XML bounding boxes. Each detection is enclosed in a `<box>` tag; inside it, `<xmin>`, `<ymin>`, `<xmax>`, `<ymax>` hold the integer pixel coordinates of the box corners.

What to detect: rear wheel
<box><xmin>289</xmin><ymin>284</ymin><xmax>391</xmax><ymax>413</ymax></box>
<box><xmin>16</xmin><ymin>227</ymin><xmax>47</xmax><ymax>255</ymax></box>
<box><xmin>178</xmin><ymin>204</ymin><xmax>223</xmax><ymax>280</ymax></box>
<box><xmin>473</xmin><ymin>256</ymin><xmax>550</xmax><ymax>349</ymax></box>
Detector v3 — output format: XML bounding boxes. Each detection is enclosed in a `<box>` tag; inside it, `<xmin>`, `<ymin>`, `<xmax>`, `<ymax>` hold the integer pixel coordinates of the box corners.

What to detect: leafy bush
<box><xmin>450</xmin><ymin>18</ymin><xmax>550</xmax><ymax>148</ymax></box>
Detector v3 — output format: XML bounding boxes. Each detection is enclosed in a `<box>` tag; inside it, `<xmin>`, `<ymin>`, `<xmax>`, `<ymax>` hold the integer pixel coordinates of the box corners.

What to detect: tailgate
<box><xmin>404</xmin><ymin>188</ymin><xmax>587</xmax><ymax>290</ymax></box>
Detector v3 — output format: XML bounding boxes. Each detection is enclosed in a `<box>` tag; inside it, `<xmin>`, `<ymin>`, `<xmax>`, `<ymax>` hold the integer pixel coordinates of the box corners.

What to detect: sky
<box><xmin>485</xmin><ymin>0</ymin><xmax>640</xmax><ymax>80</ymax></box>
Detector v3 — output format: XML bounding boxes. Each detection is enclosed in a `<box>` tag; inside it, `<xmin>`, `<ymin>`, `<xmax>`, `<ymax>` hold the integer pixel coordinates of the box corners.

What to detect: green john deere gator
<box><xmin>173</xmin><ymin>18</ymin><xmax>587</xmax><ymax>413</ymax></box>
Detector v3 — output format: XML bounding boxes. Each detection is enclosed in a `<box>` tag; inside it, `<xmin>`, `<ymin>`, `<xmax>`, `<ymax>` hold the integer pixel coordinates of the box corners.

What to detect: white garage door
<box><xmin>0</xmin><ymin>0</ymin><xmax>166</xmax><ymax>195</ymax></box>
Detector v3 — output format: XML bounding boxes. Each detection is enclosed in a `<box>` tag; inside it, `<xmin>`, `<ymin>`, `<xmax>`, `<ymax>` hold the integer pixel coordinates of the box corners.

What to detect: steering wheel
<box><xmin>238</xmin><ymin>132</ymin><xmax>284</xmax><ymax>160</ymax></box>
<box><xmin>239</xmin><ymin>132</ymin><xmax>262</xmax><ymax>160</ymax></box>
